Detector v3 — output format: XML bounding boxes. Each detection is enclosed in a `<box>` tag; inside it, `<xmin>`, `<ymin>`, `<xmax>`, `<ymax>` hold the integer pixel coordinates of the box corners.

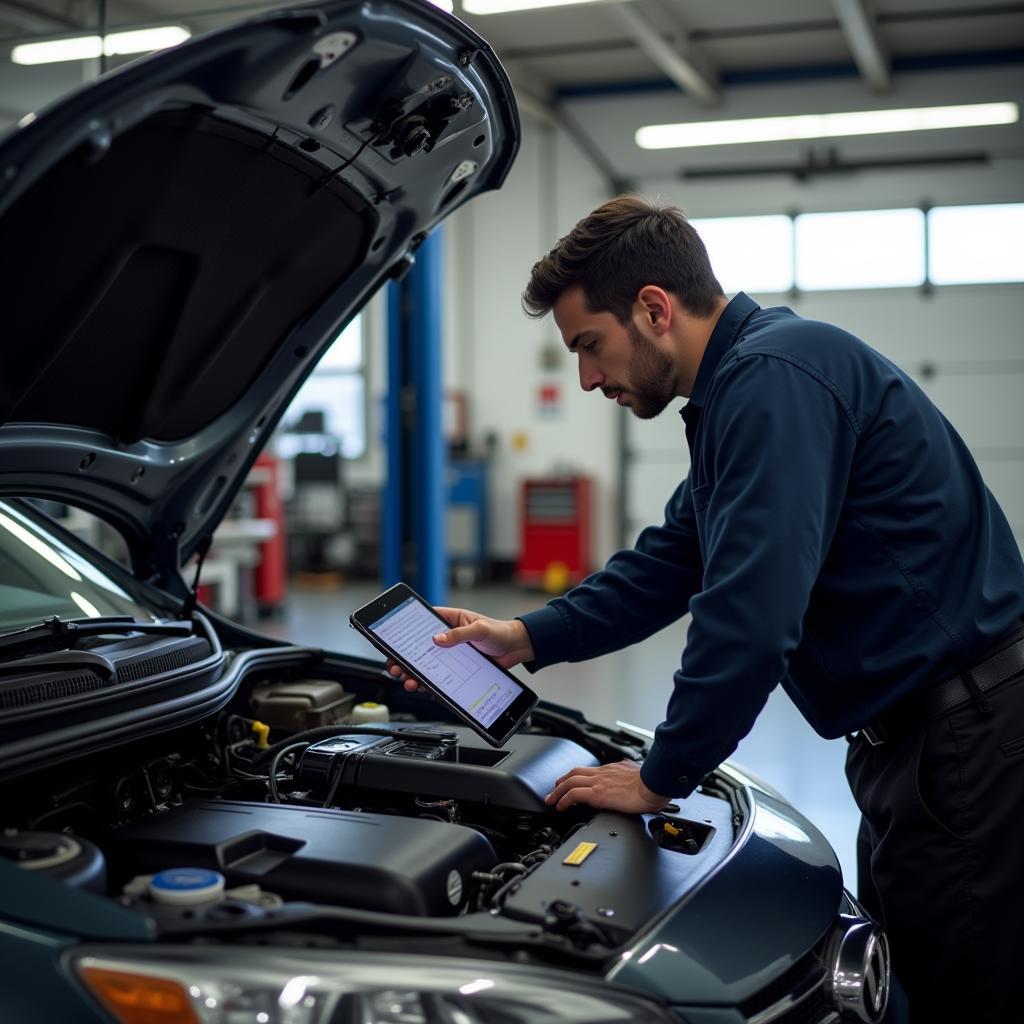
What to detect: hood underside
<box><xmin>3</xmin><ymin>108</ymin><xmax>376</xmax><ymax>443</ymax></box>
<box><xmin>0</xmin><ymin>0</ymin><xmax>519</xmax><ymax>588</ymax></box>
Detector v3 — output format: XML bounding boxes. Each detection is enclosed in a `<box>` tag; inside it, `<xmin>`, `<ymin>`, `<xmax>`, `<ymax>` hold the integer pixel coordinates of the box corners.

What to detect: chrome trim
<box><xmin>827</xmin><ymin>917</ymin><xmax>890</xmax><ymax>1022</ymax></box>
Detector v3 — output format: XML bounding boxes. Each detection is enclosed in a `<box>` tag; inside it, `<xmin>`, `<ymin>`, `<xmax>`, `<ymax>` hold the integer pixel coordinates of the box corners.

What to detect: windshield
<box><xmin>0</xmin><ymin>501</ymin><xmax>156</xmax><ymax>631</ymax></box>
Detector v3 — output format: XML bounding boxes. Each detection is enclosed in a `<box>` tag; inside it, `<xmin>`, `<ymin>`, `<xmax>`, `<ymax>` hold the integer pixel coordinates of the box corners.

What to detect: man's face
<box><xmin>552</xmin><ymin>286</ymin><xmax>677</xmax><ymax>419</ymax></box>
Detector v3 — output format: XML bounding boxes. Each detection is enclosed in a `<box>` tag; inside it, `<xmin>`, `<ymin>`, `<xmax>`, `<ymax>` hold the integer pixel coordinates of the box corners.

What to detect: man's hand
<box><xmin>387</xmin><ymin>607</ymin><xmax>536</xmax><ymax>693</ymax></box>
<box><xmin>545</xmin><ymin>760</ymin><xmax>669</xmax><ymax>813</ymax></box>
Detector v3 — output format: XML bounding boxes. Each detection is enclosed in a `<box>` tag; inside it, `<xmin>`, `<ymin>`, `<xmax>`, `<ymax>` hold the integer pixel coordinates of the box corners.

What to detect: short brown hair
<box><xmin>522</xmin><ymin>194</ymin><xmax>724</xmax><ymax>321</ymax></box>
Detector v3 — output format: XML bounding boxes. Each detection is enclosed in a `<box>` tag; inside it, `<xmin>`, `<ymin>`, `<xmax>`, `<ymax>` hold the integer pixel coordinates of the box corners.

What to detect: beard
<box><xmin>624</xmin><ymin>321</ymin><xmax>677</xmax><ymax>419</ymax></box>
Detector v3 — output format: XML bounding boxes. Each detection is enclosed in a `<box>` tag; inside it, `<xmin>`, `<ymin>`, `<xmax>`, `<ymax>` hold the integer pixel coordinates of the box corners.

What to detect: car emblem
<box><xmin>828</xmin><ymin>918</ymin><xmax>891</xmax><ymax>1022</ymax></box>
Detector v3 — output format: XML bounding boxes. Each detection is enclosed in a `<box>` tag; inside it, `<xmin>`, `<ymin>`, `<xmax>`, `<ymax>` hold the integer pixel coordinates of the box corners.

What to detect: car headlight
<box><xmin>69</xmin><ymin>947</ymin><xmax>679</xmax><ymax>1024</ymax></box>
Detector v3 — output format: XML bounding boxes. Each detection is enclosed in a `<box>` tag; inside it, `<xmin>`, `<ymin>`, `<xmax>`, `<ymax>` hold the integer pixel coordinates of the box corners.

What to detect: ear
<box><xmin>636</xmin><ymin>285</ymin><xmax>673</xmax><ymax>334</ymax></box>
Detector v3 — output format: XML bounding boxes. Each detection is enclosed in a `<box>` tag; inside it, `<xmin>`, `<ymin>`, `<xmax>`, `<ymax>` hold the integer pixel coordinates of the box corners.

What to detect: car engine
<box><xmin>0</xmin><ymin>670</ymin><xmax>733</xmax><ymax>961</ymax></box>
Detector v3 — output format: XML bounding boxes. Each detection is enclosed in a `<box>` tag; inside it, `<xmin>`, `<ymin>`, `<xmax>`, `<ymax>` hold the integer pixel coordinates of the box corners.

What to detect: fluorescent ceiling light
<box><xmin>464</xmin><ymin>0</ymin><xmax>618</xmax><ymax>14</ymax></box>
<box><xmin>12</xmin><ymin>26</ymin><xmax>190</xmax><ymax>65</ymax></box>
<box><xmin>104</xmin><ymin>27</ymin><xmax>191</xmax><ymax>56</ymax></box>
<box><xmin>636</xmin><ymin>101</ymin><xmax>1019</xmax><ymax>150</ymax></box>
<box><xmin>13</xmin><ymin>36</ymin><xmax>101</xmax><ymax>64</ymax></box>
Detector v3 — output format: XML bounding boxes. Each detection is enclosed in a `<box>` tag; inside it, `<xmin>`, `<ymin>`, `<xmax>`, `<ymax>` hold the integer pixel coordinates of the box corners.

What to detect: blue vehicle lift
<box><xmin>382</xmin><ymin>229</ymin><xmax>447</xmax><ymax>604</ymax></box>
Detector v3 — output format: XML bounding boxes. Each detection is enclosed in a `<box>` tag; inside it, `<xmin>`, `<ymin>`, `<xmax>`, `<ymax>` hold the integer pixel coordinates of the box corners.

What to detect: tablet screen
<box><xmin>368</xmin><ymin>596</ymin><xmax>525</xmax><ymax>728</ymax></box>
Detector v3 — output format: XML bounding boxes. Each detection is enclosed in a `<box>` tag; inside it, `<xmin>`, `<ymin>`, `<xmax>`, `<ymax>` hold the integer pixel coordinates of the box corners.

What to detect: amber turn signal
<box><xmin>79</xmin><ymin>966</ymin><xmax>199</xmax><ymax>1024</ymax></box>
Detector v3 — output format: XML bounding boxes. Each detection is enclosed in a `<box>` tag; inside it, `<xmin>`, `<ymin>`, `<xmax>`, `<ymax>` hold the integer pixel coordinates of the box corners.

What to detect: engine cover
<box><xmin>107</xmin><ymin>800</ymin><xmax>496</xmax><ymax>916</ymax></box>
<box><xmin>298</xmin><ymin>725</ymin><xmax>599</xmax><ymax>812</ymax></box>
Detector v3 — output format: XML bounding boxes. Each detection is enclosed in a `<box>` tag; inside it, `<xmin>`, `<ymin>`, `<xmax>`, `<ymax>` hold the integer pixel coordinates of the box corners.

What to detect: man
<box><xmin>389</xmin><ymin>195</ymin><xmax>1024</xmax><ymax>1021</ymax></box>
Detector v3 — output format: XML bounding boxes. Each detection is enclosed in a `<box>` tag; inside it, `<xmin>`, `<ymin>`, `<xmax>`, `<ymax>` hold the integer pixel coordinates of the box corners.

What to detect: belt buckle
<box><xmin>861</xmin><ymin>722</ymin><xmax>886</xmax><ymax>746</ymax></box>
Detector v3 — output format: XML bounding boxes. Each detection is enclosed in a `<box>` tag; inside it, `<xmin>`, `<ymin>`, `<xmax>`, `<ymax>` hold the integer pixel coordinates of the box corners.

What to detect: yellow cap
<box><xmin>251</xmin><ymin>721</ymin><xmax>270</xmax><ymax>749</ymax></box>
<box><xmin>663</xmin><ymin>821</ymin><xmax>680</xmax><ymax>837</ymax></box>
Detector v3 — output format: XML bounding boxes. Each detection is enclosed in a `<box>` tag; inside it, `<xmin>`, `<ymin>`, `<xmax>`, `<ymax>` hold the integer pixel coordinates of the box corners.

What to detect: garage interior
<box><xmin>3</xmin><ymin>0</ymin><xmax>1022</xmax><ymax>890</ymax></box>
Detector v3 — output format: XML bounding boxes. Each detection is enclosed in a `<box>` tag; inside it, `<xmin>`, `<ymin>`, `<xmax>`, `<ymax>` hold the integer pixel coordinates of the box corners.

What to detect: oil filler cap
<box><xmin>149</xmin><ymin>868</ymin><xmax>225</xmax><ymax>906</ymax></box>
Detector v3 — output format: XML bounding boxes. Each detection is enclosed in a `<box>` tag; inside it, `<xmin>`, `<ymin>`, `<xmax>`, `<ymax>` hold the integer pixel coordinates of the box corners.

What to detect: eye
<box><xmin>583</xmin><ymin>340</ymin><xmax>597</xmax><ymax>354</ymax></box>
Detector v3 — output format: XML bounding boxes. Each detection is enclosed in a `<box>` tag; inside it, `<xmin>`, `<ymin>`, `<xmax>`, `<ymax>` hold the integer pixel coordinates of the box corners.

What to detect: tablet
<box><xmin>350</xmin><ymin>582</ymin><xmax>538</xmax><ymax>747</ymax></box>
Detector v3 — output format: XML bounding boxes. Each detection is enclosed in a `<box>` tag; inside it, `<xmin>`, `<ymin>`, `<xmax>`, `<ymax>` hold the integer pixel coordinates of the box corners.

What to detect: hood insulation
<box><xmin>1</xmin><ymin>109</ymin><xmax>376</xmax><ymax>444</ymax></box>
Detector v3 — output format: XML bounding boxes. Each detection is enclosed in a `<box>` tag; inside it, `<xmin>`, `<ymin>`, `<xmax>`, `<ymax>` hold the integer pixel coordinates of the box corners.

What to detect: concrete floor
<box><xmin>264</xmin><ymin>579</ymin><xmax>862</xmax><ymax>888</ymax></box>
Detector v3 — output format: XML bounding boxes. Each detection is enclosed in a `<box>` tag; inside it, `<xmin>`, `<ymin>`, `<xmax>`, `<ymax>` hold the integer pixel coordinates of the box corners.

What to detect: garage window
<box><xmin>690</xmin><ymin>215</ymin><xmax>794</xmax><ymax>294</ymax></box>
<box><xmin>795</xmin><ymin>208</ymin><xmax>926</xmax><ymax>291</ymax></box>
<box><xmin>278</xmin><ymin>317</ymin><xmax>366</xmax><ymax>459</ymax></box>
<box><xmin>928</xmin><ymin>204</ymin><xmax>1024</xmax><ymax>285</ymax></box>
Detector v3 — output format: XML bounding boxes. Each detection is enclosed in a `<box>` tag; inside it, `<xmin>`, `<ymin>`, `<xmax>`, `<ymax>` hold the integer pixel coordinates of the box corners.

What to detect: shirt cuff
<box><xmin>517</xmin><ymin>606</ymin><xmax>571</xmax><ymax>672</ymax></box>
<box><xmin>640</xmin><ymin>739</ymin><xmax>702</xmax><ymax>799</ymax></box>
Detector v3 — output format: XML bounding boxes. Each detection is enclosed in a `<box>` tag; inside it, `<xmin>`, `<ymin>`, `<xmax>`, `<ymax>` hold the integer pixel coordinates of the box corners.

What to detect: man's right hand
<box><xmin>386</xmin><ymin>607</ymin><xmax>535</xmax><ymax>692</ymax></box>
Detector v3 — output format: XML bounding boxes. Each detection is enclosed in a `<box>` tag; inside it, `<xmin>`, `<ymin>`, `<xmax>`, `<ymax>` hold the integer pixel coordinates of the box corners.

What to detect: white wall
<box><xmin>345</xmin><ymin>290</ymin><xmax>388</xmax><ymax>490</ymax></box>
<box><xmin>445</xmin><ymin>118</ymin><xmax>616</xmax><ymax>563</ymax></box>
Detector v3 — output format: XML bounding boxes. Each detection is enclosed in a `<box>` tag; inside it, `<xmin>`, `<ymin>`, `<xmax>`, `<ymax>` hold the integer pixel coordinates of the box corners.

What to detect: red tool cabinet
<box><xmin>251</xmin><ymin>451</ymin><xmax>287</xmax><ymax>612</ymax></box>
<box><xmin>515</xmin><ymin>476</ymin><xmax>593</xmax><ymax>586</ymax></box>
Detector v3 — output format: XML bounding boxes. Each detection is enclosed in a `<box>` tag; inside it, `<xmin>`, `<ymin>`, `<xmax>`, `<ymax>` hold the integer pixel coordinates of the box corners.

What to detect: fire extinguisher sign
<box><xmin>536</xmin><ymin>382</ymin><xmax>562</xmax><ymax>417</ymax></box>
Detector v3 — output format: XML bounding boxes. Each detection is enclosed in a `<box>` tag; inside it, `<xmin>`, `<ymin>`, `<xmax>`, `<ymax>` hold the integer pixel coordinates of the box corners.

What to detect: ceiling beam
<box><xmin>831</xmin><ymin>0</ymin><xmax>891</xmax><ymax>91</ymax></box>
<box><xmin>511</xmin><ymin>77</ymin><xmax>628</xmax><ymax>193</ymax></box>
<box><xmin>0</xmin><ymin>0</ymin><xmax>78</xmax><ymax>32</ymax></box>
<box><xmin>606</xmin><ymin>1</ymin><xmax>719</xmax><ymax>106</ymax></box>
<box><xmin>513</xmin><ymin>83</ymin><xmax>558</xmax><ymax>128</ymax></box>
<box><xmin>0</xmin><ymin>0</ymin><xmax>179</xmax><ymax>40</ymax></box>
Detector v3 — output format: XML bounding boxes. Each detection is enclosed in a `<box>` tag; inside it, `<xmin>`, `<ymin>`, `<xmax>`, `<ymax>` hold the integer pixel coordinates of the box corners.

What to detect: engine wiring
<box><xmin>267</xmin><ymin>742</ymin><xmax>311</xmax><ymax>804</ymax></box>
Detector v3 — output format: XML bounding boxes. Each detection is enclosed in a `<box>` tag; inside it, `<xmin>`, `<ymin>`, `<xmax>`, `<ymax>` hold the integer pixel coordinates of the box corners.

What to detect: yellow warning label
<box><xmin>563</xmin><ymin>841</ymin><xmax>598</xmax><ymax>866</ymax></box>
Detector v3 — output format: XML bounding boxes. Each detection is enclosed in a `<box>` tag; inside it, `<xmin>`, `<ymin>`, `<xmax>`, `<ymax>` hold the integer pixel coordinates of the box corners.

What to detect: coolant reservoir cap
<box><xmin>352</xmin><ymin>701</ymin><xmax>389</xmax><ymax>723</ymax></box>
<box><xmin>149</xmin><ymin>868</ymin><xmax>225</xmax><ymax>906</ymax></box>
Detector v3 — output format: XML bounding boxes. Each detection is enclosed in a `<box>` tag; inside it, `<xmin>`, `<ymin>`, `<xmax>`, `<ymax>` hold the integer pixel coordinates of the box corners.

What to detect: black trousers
<box><xmin>845</xmin><ymin>659</ymin><xmax>1024</xmax><ymax>1024</ymax></box>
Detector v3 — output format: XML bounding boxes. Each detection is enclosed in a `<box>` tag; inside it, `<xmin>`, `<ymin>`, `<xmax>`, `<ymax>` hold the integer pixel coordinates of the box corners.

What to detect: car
<box><xmin>0</xmin><ymin>2</ymin><xmax>895</xmax><ymax>1022</ymax></box>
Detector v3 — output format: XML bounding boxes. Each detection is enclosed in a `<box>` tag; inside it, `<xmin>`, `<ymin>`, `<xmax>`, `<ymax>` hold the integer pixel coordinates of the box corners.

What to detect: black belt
<box><xmin>860</xmin><ymin>628</ymin><xmax>1024</xmax><ymax>747</ymax></box>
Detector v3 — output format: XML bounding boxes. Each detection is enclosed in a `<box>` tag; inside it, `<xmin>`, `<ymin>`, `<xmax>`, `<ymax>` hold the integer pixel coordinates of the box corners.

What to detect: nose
<box><xmin>578</xmin><ymin>356</ymin><xmax>604</xmax><ymax>393</ymax></box>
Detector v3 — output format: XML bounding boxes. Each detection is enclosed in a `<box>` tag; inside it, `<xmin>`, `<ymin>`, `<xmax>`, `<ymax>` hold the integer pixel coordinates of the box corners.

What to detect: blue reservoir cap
<box><xmin>152</xmin><ymin>868</ymin><xmax>224</xmax><ymax>891</ymax></box>
<box><xmin>149</xmin><ymin>867</ymin><xmax>225</xmax><ymax>906</ymax></box>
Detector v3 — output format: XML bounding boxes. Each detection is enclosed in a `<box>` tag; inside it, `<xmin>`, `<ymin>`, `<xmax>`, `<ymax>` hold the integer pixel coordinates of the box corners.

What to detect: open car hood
<box><xmin>0</xmin><ymin>0</ymin><xmax>518</xmax><ymax>590</ymax></box>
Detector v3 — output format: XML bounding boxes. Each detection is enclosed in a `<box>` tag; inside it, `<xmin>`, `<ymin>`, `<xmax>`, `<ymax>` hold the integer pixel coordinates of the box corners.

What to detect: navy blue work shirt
<box><xmin>519</xmin><ymin>292</ymin><xmax>1024</xmax><ymax>799</ymax></box>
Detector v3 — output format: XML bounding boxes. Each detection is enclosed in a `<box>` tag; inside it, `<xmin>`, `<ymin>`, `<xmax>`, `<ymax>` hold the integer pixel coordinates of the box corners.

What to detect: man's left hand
<box><xmin>545</xmin><ymin>760</ymin><xmax>669</xmax><ymax>813</ymax></box>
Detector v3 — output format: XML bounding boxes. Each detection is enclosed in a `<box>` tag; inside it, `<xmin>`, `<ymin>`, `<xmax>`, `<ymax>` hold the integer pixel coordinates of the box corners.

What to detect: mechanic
<box><xmin>389</xmin><ymin>195</ymin><xmax>1024</xmax><ymax>1022</ymax></box>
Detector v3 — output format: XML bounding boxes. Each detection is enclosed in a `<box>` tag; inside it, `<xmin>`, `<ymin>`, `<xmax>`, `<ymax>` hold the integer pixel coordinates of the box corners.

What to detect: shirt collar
<box><xmin>682</xmin><ymin>291</ymin><xmax>760</xmax><ymax>414</ymax></box>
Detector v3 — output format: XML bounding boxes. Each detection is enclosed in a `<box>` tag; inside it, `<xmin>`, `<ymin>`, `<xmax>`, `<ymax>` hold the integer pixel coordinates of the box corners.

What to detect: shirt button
<box><xmin>678</xmin><ymin>775</ymin><xmax>689</xmax><ymax>784</ymax></box>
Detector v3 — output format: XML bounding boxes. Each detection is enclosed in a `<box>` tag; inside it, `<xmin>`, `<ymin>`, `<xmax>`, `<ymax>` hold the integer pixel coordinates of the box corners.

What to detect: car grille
<box><xmin>745</xmin><ymin>974</ymin><xmax>839</xmax><ymax>1024</ymax></box>
<box><xmin>743</xmin><ymin>957</ymin><xmax>839</xmax><ymax>1024</ymax></box>
<box><xmin>756</xmin><ymin>984</ymin><xmax>840</xmax><ymax>1024</ymax></box>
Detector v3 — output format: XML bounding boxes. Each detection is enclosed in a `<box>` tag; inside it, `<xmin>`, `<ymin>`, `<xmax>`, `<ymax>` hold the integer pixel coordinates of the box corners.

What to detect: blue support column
<box><xmin>381</xmin><ymin>229</ymin><xmax>448</xmax><ymax>604</ymax></box>
<box><xmin>408</xmin><ymin>228</ymin><xmax>447</xmax><ymax>604</ymax></box>
<box><xmin>381</xmin><ymin>281</ymin><xmax>404</xmax><ymax>589</ymax></box>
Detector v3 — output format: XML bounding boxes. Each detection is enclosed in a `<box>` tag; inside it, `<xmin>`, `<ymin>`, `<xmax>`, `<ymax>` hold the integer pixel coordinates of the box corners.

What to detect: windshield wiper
<box><xmin>0</xmin><ymin>649</ymin><xmax>116</xmax><ymax>680</ymax></box>
<box><xmin>0</xmin><ymin>616</ymin><xmax>194</xmax><ymax>662</ymax></box>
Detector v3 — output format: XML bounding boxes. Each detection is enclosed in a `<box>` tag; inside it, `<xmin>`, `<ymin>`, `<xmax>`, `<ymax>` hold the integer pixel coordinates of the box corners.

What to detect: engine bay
<box><xmin>0</xmin><ymin>663</ymin><xmax>737</xmax><ymax>966</ymax></box>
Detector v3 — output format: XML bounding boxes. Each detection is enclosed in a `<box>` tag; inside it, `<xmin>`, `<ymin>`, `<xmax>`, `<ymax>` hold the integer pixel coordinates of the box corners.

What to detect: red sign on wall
<box><xmin>537</xmin><ymin>382</ymin><xmax>562</xmax><ymax>417</ymax></box>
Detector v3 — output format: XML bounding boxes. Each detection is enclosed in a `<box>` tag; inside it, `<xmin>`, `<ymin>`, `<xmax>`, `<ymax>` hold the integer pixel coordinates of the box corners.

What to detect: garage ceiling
<box><xmin>2</xmin><ymin>0</ymin><xmax>1023</xmax><ymax>184</ymax></box>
